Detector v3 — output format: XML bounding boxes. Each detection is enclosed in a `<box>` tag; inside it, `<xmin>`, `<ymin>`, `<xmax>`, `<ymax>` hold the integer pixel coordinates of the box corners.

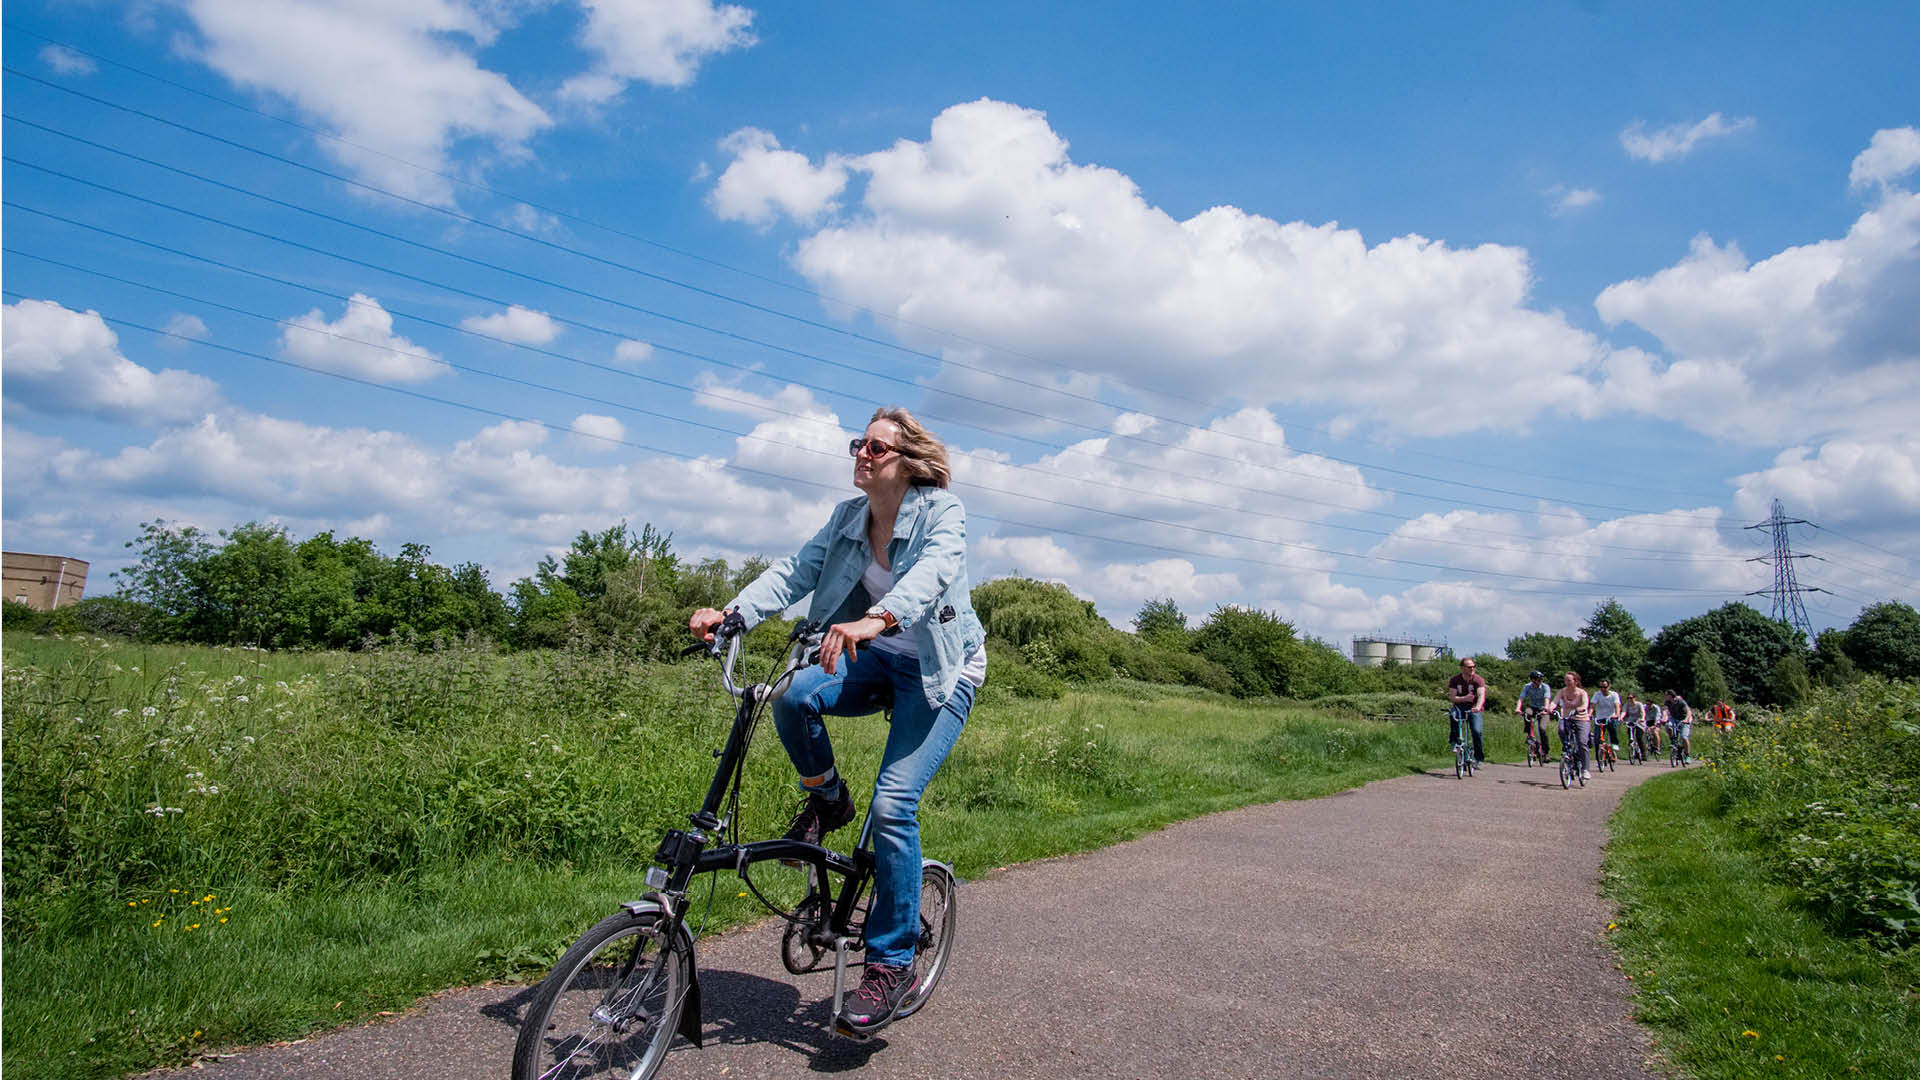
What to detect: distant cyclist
<box><xmin>1710</xmin><ymin>698</ymin><xmax>1737</xmax><ymax>732</ymax></box>
<box><xmin>1590</xmin><ymin>679</ymin><xmax>1623</xmax><ymax>758</ymax></box>
<box><xmin>1666</xmin><ymin>690</ymin><xmax>1694</xmax><ymax>764</ymax></box>
<box><xmin>1447</xmin><ymin>657</ymin><xmax>1488</xmax><ymax>766</ymax></box>
<box><xmin>1515</xmin><ymin>670</ymin><xmax>1553</xmax><ymax>759</ymax></box>
<box><xmin>1551</xmin><ymin>671</ymin><xmax>1591</xmax><ymax>781</ymax></box>
<box><xmin>1623</xmin><ymin>693</ymin><xmax>1650</xmax><ymax>760</ymax></box>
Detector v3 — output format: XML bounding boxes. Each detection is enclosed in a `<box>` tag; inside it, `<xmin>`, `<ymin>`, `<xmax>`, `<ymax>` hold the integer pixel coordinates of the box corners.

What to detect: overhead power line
<box><xmin>0</xmin><ymin>177</ymin><xmax>1747</xmax><ymax>538</ymax></box>
<box><xmin>0</xmin><ymin>51</ymin><xmax>1737</xmax><ymax>505</ymax></box>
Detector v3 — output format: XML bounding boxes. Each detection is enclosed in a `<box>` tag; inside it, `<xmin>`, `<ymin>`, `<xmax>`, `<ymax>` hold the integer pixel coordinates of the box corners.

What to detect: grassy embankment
<box><xmin>2</xmin><ymin>632</ymin><xmax>1478</xmax><ymax>1079</ymax></box>
<box><xmin>1604</xmin><ymin>680</ymin><xmax>1919</xmax><ymax>1080</ymax></box>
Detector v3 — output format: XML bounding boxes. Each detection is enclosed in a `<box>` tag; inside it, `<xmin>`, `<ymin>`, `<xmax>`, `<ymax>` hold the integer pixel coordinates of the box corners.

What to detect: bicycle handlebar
<box><xmin>695</xmin><ymin>614</ymin><xmax>826</xmax><ymax>701</ymax></box>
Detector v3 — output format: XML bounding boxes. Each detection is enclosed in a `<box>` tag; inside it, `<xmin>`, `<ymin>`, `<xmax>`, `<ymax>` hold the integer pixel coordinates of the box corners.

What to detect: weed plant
<box><xmin>2</xmin><ymin>632</ymin><xmax>1452</xmax><ymax>1078</ymax></box>
<box><xmin>1702</xmin><ymin>678</ymin><xmax>1920</xmax><ymax>944</ymax></box>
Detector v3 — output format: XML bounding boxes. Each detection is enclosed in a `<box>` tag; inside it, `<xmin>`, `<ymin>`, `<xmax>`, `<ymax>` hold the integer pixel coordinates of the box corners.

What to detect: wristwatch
<box><xmin>865</xmin><ymin>606</ymin><xmax>901</xmax><ymax>635</ymax></box>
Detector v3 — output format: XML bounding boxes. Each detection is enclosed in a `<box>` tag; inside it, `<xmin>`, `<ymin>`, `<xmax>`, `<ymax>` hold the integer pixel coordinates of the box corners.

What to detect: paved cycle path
<box><xmin>159</xmin><ymin>761</ymin><xmax>1664</xmax><ymax>1079</ymax></box>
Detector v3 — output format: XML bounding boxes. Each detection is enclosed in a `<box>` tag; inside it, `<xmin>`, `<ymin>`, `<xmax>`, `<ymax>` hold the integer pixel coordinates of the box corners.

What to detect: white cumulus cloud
<box><xmin>559</xmin><ymin>0</ymin><xmax>756</xmax><ymax>104</ymax></box>
<box><xmin>716</xmin><ymin>99</ymin><xmax>1607</xmax><ymax>435</ymax></box>
<box><xmin>178</xmin><ymin>0</ymin><xmax>551</xmax><ymax>205</ymax></box>
<box><xmin>2</xmin><ymin>299</ymin><xmax>220</xmax><ymax>424</ymax></box>
<box><xmin>1620</xmin><ymin>112</ymin><xmax>1756</xmax><ymax>163</ymax></box>
<box><xmin>614</xmin><ymin>339</ymin><xmax>655</xmax><ymax>365</ymax></box>
<box><xmin>1850</xmin><ymin>126</ymin><xmax>1920</xmax><ymax>190</ymax></box>
<box><xmin>708</xmin><ymin>128</ymin><xmax>850</xmax><ymax>227</ymax></box>
<box><xmin>160</xmin><ymin>313</ymin><xmax>212</xmax><ymax>349</ymax></box>
<box><xmin>570</xmin><ymin>413</ymin><xmax>628</xmax><ymax>452</ymax></box>
<box><xmin>459</xmin><ymin>304</ymin><xmax>561</xmax><ymax>345</ymax></box>
<box><xmin>279</xmin><ymin>294</ymin><xmax>449</xmax><ymax>383</ymax></box>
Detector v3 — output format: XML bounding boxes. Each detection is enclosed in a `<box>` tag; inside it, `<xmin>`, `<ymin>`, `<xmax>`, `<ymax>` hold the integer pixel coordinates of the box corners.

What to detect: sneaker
<box><xmin>839</xmin><ymin>961</ymin><xmax>918</xmax><ymax>1034</ymax></box>
<box><xmin>1583</xmin><ymin>770</ymin><xmax>1593</xmax><ymax>780</ymax></box>
<box><xmin>783</xmin><ymin>786</ymin><xmax>856</xmax><ymax>847</ymax></box>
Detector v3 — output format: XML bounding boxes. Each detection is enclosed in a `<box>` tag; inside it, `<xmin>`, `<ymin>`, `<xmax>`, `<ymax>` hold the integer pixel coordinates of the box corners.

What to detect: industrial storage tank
<box><xmin>1352</xmin><ymin>638</ymin><xmax>1388</xmax><ymax>667</ymax></box>
<box><xmin>1410</xmin><ymin>644</ymin><xmax>1441</xmax><ymax>663</ymax></box>
<box><xmin>1387</xmin><ymin>642</ymin><xmax>1413</xmax><ymax>664</ymax></box>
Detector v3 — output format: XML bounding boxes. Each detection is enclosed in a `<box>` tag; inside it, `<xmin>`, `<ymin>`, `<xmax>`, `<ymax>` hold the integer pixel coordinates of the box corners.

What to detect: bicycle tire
<box><xmin>781</xmin><ymin>893</ymin><xmax>828</xmax><ymax>975</ymax></box>
<box><xmin>512</xmin><ymin>908</ymin><xmax>691</xmax><ymax>1080</ymax></box>
<box><xmin>895</xmin><ymin>862</ymin><xmax>957</xmax><ymax>1020</ymax></box>
<box><xmin>1560</xmin><ymin>758</ymin><xmax>1572</xmax><ymax>789</ymax></box>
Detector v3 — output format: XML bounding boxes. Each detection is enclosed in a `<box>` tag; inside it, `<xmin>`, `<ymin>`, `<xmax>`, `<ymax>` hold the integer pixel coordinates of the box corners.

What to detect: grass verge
<box><xmin>1603</xmin><ymin>770</ymin><xmax>1920</xmax><ymax>1079</ymax></box>
<box><xmin>4</xmin><ymin>633</ymin><xmax>1458</xmax><ymax>1078</ymax></box>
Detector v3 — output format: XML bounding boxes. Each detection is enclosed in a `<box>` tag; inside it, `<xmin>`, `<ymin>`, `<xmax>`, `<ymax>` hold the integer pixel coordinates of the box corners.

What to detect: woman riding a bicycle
<box><xmin>1550</xmin><ymin>671</ymin><xmax>1591</xmax><ymax>781</ymax></box>
<box><xmin>689</xmin><ymin>406</ymin><xmax>986</xmax><ymax>1036</ymax></box>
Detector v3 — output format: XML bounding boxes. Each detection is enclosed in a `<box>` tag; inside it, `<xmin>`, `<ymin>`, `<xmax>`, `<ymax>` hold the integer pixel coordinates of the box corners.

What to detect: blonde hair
<box><xmin>870</xmin><ymin>406</ymin><xmax>950</xmax><ymax>489</ymax></box>
<box><xmin>1564</xmin><ymin>671</ymin><xmax>1583</xmax><ymax>688</ymax></box>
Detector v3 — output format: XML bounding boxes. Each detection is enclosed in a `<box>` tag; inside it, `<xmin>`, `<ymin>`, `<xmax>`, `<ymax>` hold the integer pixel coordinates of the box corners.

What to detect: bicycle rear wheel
<box><xmin>513</xmin><ymin>908</ymin><xmax>691</xmax><ymax>1080</ymax></box>
<box><xmin>896</xmin><ymin>862</ymin><xmax>957</xmax><ymax>1020</ymax></box>
<box><xmin>1560</xmin><ymin>758</ymin><xmax>1571</xmax><ymax>789</ymax></box>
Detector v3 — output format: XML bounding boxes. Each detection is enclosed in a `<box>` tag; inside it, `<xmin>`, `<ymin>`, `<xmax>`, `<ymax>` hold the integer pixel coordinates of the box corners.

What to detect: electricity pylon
<box><xmin>1745</xmin><ymin>499</ymin><xmax>1823</xmax><ymax>640</ymax></box>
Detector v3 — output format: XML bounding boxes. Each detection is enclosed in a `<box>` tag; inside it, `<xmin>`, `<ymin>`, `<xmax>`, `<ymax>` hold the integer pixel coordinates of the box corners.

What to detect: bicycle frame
<box><xmin>632</xmin><ymin>617</ymin><xmax>880</xmax><ymax>1046</ymax></box>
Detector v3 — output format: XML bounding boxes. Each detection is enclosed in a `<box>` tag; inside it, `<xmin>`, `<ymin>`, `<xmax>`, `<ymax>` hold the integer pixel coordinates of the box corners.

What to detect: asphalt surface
<box><xmin>157</xmin><ymin>760</ymin><xmax>1662</xmax><ymax>1079</ymax></box>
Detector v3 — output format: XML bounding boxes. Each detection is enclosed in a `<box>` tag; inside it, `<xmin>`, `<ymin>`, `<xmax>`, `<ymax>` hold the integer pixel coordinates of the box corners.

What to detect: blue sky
<box><xmin>4</xmin><ymin>0</ymin><xmax>1917</xmax><ymax>655</ymax></box>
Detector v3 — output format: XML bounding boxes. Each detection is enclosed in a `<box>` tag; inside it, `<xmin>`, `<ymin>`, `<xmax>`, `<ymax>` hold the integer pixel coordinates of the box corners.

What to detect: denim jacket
<box><xmin>728</xmin><ymin>485</ymin><xmax>986</xmax><ymax>708</ymax></box>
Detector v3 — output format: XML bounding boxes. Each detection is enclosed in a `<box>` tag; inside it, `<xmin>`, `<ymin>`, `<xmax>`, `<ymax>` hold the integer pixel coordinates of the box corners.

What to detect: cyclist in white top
<box><xmin>1590</xmin><ymin>679</ymin><xmax>1623</xmax><ymax>756</ymax></box>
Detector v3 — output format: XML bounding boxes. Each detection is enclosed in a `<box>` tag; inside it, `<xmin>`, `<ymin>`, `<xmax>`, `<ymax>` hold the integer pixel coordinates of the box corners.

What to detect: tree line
<box><xmin>4</xmin><ymin>518</ymin><xmax>1915</xmax><ymax>707</ymax></box>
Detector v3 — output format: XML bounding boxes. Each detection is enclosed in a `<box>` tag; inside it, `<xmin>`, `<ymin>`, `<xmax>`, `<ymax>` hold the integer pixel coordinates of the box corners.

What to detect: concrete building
<box><xmin>1351</xmin><ymin>632</ymin><xmax>1448</xmax><ymax>668</ymax></box>
<box><xmin>3</xmin><ymin>551</ymin><xmax>89</xmax><ymax>610</ymax></box>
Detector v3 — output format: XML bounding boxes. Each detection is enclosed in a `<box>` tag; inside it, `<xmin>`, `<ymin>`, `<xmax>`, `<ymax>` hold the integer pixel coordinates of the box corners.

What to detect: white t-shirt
<box><xmin>1591</xmin><ymin>690</ymin><xmax>1621</xmax><ymax>721</ymax></box>
<box><xmin>861</xmin><ymin>557</ymin><xmax>987</xmax><ymax>687</ymax></box>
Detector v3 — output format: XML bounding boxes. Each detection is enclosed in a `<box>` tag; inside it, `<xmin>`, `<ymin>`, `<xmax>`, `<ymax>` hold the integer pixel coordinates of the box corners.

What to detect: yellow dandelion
<box><xmin>1743</xmin><ymin>1030</ymin><xmax>1759</xmax><ymax>1038</ymax></box>
<box><xmin>152</xmin><ymin>920</ymin><xmax>162</xmax><ymax>927</ymax></box>
<box><xmin>170</xmin><ymin>888</ymin><xmax>180</xmax><ymax>894</ymax></box>
<box><xmin>128</xmin><ymin>901</ymin><xmax>138</xmax><ymax>907</ymax></box>
<box><xmin>1775</xmin><ymin>1056</ymin><xmax>1784</xmax><ymax>1062</ymax></box>
<box><xmin>738</xmin><ymin>891</ymin><xmax>748</xmax><ymax>898</ymax></box>
<box><xmin>220</xmin><ymin>918</ymin><xmax>228</xmax><ymax>924</ymax></box>
<box><xmin>141</xmin><ymin>899</ymin><xmax>151</xmax><ymax>904</ymax></box>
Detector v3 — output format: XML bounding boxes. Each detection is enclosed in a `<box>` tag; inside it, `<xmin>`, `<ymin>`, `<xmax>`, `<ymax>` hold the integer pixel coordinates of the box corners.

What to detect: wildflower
<box><xmin>1742</xmin><ymin>1030</ymin><xmax>1759</xmax><ymax>1038</ymax></box>
<box><xmin>141</xmin><ymin>706</ymin><xmax>159</xmax><ymax>718</ymax></box>
<box><xmin>235</xmin><ymin>695</ymin><xmax>249</xmax><ymax>703</ymax></box>
<box><xmin>128</xmin><ymin>901</ymin><xmax>138</xmax><ymax>907</ymax></box>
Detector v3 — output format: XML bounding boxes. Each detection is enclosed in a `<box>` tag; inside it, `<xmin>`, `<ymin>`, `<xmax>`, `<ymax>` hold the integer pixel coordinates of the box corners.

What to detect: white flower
<box><xmin>243</xmin><ymin>735</ymin><xmax>256</xmax><ymax>745</ymax></box>
<box><xmin>235</xmin><ymin>695</ymin><xmax>250</xmax><ymax>704</ymax></box>
<box><xmin>141</xmin><ymin>706</ymin><xmax>159</xmax><ymax>718</ymax></box>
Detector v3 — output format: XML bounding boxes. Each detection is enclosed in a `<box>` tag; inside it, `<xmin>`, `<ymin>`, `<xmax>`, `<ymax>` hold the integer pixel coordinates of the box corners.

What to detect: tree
<box><xmin>113</xmin><ymin>519</ymin><xmax>217</xmax><ymax>638</ymax></box>
<box><xmin>1809</xmin><ymin>628</ymin><xmax>1861</xmax><ymax>687</ymax></box>
<box><xmin>1641</xmin><ymin>602</ymin><xmax>1804</xmax><ymax>704</ymax></box>
<box><xmin>1132</xmin><ymin>598</ymin><xmax>1190</xmax><ymax>648</ymax></box>
<box><xmin>1845</xmin><ymin>601</ymin><xmax>1920</xmax><ymax>681</ymax></box>
<box><xmin>1571</xmin><ymin>599</ymin><xmax>1648</xmax><ymax>689</ymax></box>
<box><xmin>1769</xmin><ymin>652</ymin><xmax>1812</xmax><ymax>709</ymax></box>
<box><xmin>1690</xmin><ymin>646</ymin><xmax>1732</xmax><ymax>707</ymax></box>
<box><xmin>1191</xmin><ymin>605</ymin><xmax>1300</xmax><ymax>698</ymax></box>
<box><xmin>1506</xmin><ymin>632</ymin><xmax>1576</xmax><ymax>676</ymax></box>
<box><xmin>195</xmin><ymin>522</ymin><xmax>302</xmax><ymax>646</ymax></box>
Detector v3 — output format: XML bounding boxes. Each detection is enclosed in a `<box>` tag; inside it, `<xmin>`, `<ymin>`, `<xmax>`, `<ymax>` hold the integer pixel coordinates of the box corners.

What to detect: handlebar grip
<box><xmin>679</xmin><ymin>641</ymin><xmax>712</xmax><ymax>658</ymax></box>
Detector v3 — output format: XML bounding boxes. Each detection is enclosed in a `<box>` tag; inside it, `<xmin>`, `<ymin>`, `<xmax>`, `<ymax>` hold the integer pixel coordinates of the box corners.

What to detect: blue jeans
<box><xmin>772</xmin><ymin>646</ymin><xmax>974</xmax><ymax>967</ymax></box>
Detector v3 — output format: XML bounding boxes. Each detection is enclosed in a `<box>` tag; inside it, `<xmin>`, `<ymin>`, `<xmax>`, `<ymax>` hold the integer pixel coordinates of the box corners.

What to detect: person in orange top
<box><xmin>1710</xmin><ymin>699</ymin><xmax>1737</xmax><ymax>732</ymax></box>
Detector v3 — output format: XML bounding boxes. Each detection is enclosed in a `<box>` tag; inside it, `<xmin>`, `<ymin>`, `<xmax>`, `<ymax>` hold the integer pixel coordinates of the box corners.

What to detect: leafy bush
<box><xmin>1709</xmin><ymin>678</ymin><xmax>1920</xmax><ymax>943</ymax></box>
<box><xmin>3</xmin><ymin>599</ymin><xmax>47</xmax><ymax>631</ymax></box>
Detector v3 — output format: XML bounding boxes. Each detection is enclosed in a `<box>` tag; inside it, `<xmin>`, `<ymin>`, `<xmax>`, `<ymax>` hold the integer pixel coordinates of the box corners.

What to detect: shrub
<box><xmin>1709</xmin><ymin>678</ymin><xmax>1920</xmax><ymax>944</ymax></box>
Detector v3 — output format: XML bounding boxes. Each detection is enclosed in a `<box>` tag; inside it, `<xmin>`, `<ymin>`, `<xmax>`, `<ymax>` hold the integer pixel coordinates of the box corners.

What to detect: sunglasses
<box><xmin>849</xmin><ymin>437</ymin><xmax>901</xmax><ymax>458</ymax></box>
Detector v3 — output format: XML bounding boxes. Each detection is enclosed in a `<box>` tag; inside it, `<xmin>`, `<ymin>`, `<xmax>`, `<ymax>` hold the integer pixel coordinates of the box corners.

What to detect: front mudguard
<box><xmin>625</xmin><ymin>895</ymin><xmax>704</xmax><ymax>1049</ymax></box>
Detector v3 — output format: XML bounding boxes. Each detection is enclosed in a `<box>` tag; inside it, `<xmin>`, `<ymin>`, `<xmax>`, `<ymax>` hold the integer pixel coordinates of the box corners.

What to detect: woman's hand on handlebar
<box><xmin>689</xmin><ymin>608</ymin><xmax>729</xmax><ymax>642</ymax></box>
<box><xmin>819</xmin><ymin>615</ymin><xmax>888</xmax><ymax>675</ymax></box>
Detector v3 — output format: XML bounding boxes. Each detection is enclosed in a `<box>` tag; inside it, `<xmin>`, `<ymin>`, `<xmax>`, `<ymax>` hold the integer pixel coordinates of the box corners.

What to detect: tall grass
<box><xmin>3</xmin><ymin>632</ymin><xmax>1453</xmax><ymax>1078</ymax></box>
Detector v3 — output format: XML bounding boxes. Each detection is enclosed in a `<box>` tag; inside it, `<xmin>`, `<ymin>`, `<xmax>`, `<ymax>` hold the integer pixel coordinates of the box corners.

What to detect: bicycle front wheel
<box><xmin>513</xmin><ymin>908</ymin><xmax>691</xmax><ymax>1080</ymax></box>
<box><xmin>896</xmin><ymin>862</ymin><xmax>957</xmax><ymax>1020</ymax></box>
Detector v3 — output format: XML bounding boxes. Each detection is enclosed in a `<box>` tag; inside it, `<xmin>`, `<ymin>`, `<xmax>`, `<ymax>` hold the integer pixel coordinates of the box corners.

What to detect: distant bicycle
<box><xmin>1451</xmin><ymin>705</ymin><xmax>1477</xmax><ymax>779</ymax></box>
<box><xmin>1522</xmin><ymin>706</ymin><xmax>1550</xmax><ymax>767</ymax></box>
<box><xmin>1669</xmin><ymin>728</ymin><xmax>1691</xmax><ymax>768</ymax></box>
<box><xmin>1558</xmin><ymin>720</ymin><xmax>1585</xmax><ymax>790</ymax></box>
<box><xmin>1626</xmin><ymin>720</ymin><xmax>1648</xmax><ymax>765</ymax></box>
